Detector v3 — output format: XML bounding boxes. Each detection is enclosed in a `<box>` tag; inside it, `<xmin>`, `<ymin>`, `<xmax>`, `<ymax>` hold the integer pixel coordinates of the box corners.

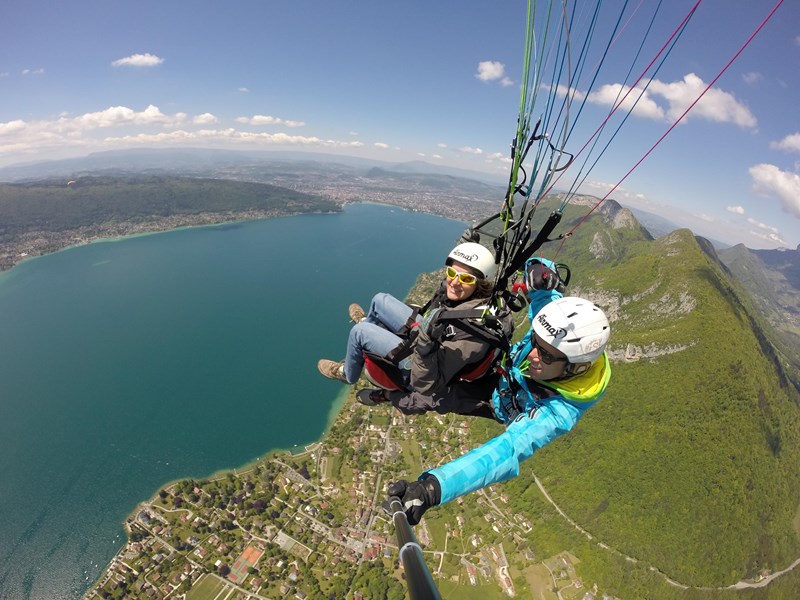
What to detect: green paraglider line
<box><xmin>478</xmin><ymin>0</ymin><xmax>784</xmax><ymax>282</ymax></box>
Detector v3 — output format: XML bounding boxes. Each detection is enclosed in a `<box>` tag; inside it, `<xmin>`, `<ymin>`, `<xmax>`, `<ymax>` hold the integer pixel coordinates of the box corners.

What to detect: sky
<box><xmin>1</xmin><ymin>0</ymin><xmax>799</xmax><ymax>250</ymax></box>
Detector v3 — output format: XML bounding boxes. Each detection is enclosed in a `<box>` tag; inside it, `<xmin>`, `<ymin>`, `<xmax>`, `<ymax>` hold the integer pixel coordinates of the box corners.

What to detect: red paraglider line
<box><xmin>558</xmin><ymin>0</ymin><xmax>785</xmax><ymax>246</ymax></box>
<box><xmin>542</xmin><ymin>0</ymin><xmax>704</xmax><ymax>203</ymax></box>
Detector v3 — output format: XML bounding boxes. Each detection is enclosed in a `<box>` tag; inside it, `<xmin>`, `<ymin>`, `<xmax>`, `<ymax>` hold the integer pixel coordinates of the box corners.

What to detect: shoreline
<box><xmin>82</xmin><ymin>338</ymin><xmax>356</xmax><ymax>597</ymax></box>
<box><xmin>0</xmin><ymin>207</ymin><xmax>344</xmax><ymax>274</ymax></box>
<box><xmin>1</xmin><ymin>192</ymin><xmax>480</xmax><ymax>276</ymax></box>
<box><xmin>124</xmin><ymin>383</ymin><xmax>351</xmax><ymax>521</ymax></box>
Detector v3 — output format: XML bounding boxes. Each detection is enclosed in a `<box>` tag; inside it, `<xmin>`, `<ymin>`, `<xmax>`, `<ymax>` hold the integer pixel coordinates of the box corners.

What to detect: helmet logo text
<box><xmin>537</xmin><ymin>314</ymin><xmax>567</xmax><ymax>339</ymax></box>
<box><xmin>450</xmin><ymin>249</ymin><xmax>479</xmax><ymax>263</ymax></box>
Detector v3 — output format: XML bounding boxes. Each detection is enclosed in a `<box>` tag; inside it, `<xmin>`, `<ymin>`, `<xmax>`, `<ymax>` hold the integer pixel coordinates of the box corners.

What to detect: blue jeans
<box><xmin>343</xmin><ymin>293</ymin><xmax>415</xmax><ymax>384</ymax></box>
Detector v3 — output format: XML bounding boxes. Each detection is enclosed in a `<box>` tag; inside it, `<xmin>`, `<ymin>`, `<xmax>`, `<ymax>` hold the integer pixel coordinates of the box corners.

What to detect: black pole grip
<box><xmin>386</xmin><ymin>497</ymin><xmax>442</xmax><ymax>600</ymax></box>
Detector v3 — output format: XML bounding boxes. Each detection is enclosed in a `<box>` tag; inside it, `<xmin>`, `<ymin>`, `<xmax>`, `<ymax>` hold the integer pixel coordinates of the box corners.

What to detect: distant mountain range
<box><xmin>715</xmin><ymin>243</ymin><xmax>800</xmax><ymax>362</ymax></box>
<box><xmin>0</xmin><ymin>147</ymin><xmax>508</xmax><ymax>187</ymax></box>
<box><xmin>0</xmin><ymin>147</ymin><xmax>757</xmax><ymax>250</ymax></box>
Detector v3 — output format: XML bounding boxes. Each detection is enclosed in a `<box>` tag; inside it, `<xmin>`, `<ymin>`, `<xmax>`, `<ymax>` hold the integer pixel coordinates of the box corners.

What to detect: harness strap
<box><xmin>435</xmin><ymin>308</ymin><xmax>512</xmax><ymax>354</ymax></box>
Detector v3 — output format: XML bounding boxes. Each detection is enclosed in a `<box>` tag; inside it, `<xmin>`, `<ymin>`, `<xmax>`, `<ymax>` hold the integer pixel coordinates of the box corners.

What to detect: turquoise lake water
<box><xmin>0</xmin><ymin>203</ymin><xmax>465</xmax><ymax>599</ymax></box>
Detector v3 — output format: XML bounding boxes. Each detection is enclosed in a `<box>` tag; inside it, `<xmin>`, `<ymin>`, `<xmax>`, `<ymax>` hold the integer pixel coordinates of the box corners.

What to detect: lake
<box><xmin>0</xmin><ymin>203</ymin><xmax>465</xmax><ymax>600</ymax></box>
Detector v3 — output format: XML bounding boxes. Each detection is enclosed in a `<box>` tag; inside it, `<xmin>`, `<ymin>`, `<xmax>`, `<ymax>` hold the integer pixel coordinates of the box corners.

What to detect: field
<box><xmin>186</xmin><ymin>574</ymin><xmax>233</xmax><ymax>600</ymax></box>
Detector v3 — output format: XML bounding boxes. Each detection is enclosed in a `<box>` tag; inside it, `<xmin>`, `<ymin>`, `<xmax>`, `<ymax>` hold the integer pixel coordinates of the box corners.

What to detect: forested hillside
<box><xmin>0</xmin><ymin>175</ymin><xmax>339</xmax><ymax>272</ymax></box>
<box><xmin>482</xmin><ymin>196</ymin><xmax>800</xmax><ymax>595</ymax></box>
<box><xmin>0</xmin><ymin>175</ymin><xmax>336</xmax><ymax>233</ymax></box>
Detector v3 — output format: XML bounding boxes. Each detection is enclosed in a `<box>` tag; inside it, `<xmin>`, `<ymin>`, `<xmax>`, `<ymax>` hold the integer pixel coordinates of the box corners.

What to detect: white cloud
<box><xmin>374</xmin><ymin>142</ymin><xmax>389</xmax><ymax>149</ymax></box>
<box><xmin>726</xmin><ymin>205</ymin><xmax>745</xmax><ymax>215</ymax></box>
<box><xmin>647</xmin><ymin>73</ymin><xmax>757</xmax><ymax>128</ymax></box>
<box><xmin>348</xmin><ymin>131</ymin><xmax>359</xmax><ymax>136</ymax></box>
<box><xmin>587</xmin><ymin>83</ymin><xmax>663</xmax><ymax>120</ymax></box>
<box><xmin>748</xmin><ymin>229</ymin><xmax>786</xmax><ymax>245</ymax></box>
<box><xmin>22</xmin><ymin>68</ymin><xmax>45</xmax><ymax>76</ymax></box>
<box><xmin>111</xmin><ymin>53</ymin><xmax>164</xmax><ymax>68</ymax></box>
<box><xmin>437</xmin><ymin>143</ymin><xmax>448</xmax><ymax>149</ymax></box>
<box><xmin>431</xmin><ymin>154</ymin><xmax>442</xmax><ymax>160</ymax></box>
<box><xmin>582</xmin><ymin>73</ymin><xmax>756</xmax><ymax>128</ymax></box>
<box><xmin>771</xmin><ymin>132</ymin><xmax>800</xmax><ymax>153</ymax></box>
<box><xmin>742</xmin><ymin>72</ymin><xmax>762</xmax><ymax>85</ymax></box>
<box><xmin>236</xmin><ymin>115</ymin><xmax>305</xmax><ymax>127</ymax></box>
<box><xmin>746</xmin><ymin>217</ymin><xmax>786</xmax><ymax>245</ymax></box>
<box><xmin>237</xmin><ymin>87</ymin><xmax>250</xmax><ymax>93</ymax></box>
<box><xmin>458</xmin><ymin>146</ymin><xmax>483</xmax><ymax>155</ymax></box>
<box><xmin>0</xmin><ymin>105</ymin><xmax>192</xmax><ymax>160</ymax></box>
<box><xmin>242</xmin><ymin>115</ymin><xmax>278</xmax><ymax>125</ymax></box>
<box><xmin>553</xmin><ymin>84</ymin><xmax>587</xmax><ymax>102</ymax></box>
<box><xmin>0</xmin><ymin>103</ymin><xmax>384</xmax><ymax>165</ymax></box>
<box><xmin>0</xmin><ymin>72</ymin><xmax>8</xmax><ymax>77</ymax></box>
<box><xmin>193</xmin><ymin>113</ymin><xmax>218</xmax><ymax>125</ymax></box>
<box><xmin>101</xmin><ymin>129</ymin><xmax>366</xmax><ymax>150</ymax></box>
<box><xmin>73</xmin><ymin>105</ymin><xmax>175</xmax><ymax>128</ymax></box>
<box><xmin>746</xmin><ymin>217</ymin><xmax>780</xmax><ymax>234</ymax></box>
<box><xmin>749</xmin><ymin>163</ymin><xmax>800</xmax><ymax>219</ymax></box>
<box><xmin>475</xmin><ymin>61</ymin><xmax>513</xmax><ymax>86</ymax></box>
<box><xmin>0</xmin><ymin>120</ymin><xmax>28</xmax><ymax>135</ymax></box>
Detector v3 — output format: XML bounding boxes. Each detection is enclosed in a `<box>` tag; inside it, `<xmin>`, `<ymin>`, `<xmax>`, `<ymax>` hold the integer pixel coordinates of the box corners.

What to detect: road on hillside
<box><xmin>533</xmin><ymin>474</ymin><xmax>800</xmax><ymax>591</ymax></box>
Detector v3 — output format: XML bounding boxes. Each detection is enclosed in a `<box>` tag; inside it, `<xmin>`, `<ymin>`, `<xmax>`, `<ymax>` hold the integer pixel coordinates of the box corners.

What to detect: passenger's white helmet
<box><xmin>532</xmin><ymin>296</ymin><xmax>610</xmax><ymax>364</ymax></box>
<box><xmin>446</xmin><ymin>242</ymin><xmax>497</xmax><ymax>280</ymax></box>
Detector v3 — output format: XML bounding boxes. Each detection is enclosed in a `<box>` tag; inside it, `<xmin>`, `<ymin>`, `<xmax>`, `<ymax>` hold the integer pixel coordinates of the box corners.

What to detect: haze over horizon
<box><xmin>2</xmin><ymin>0</ymin><xmax>799</xmax><ymax>249</ymax></box>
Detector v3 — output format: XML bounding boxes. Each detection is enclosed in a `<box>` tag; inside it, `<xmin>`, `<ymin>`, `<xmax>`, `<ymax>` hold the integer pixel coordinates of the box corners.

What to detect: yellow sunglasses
<box><xmin>446</xmin><ymin>266</ymin><xmax>478</xmax><ymax>285</ymax></box>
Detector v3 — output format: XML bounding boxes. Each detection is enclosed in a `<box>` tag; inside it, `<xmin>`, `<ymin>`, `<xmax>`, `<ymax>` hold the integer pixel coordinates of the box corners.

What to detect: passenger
<box><xmin>317</xmin><ymin>242</ymin><xmax>512</xmax><ymax>415</ymax></box>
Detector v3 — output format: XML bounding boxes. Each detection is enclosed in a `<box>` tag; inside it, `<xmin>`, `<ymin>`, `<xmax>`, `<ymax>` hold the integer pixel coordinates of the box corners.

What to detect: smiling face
<box><xmin>525</xmin><ymin>334</ymin><xmax>569</xmax><ymax>380</ymax></box>
<box><xmin>444</xmin><ymin>261</ymin><xmax>479</xmax><ymax>302</ymax></box>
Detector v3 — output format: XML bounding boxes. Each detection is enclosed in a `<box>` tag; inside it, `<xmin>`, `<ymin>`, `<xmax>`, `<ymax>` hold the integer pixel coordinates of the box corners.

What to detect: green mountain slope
<box><xmin>497</xmin><ymin>200</ymin><xmax>800</xmax><ymax>591</ymax></box>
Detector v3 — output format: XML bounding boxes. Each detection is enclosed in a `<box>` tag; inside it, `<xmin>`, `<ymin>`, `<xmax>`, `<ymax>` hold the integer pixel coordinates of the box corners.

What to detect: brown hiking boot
<box><xmin>348</xmin><ymin>303</ymin><xmax>366</xmax><ymax>324</ymax></box>
<box><xmin>357</xmin><ymin>388</ymin><xmax>390</xmax><ymax>406</ymax></box>
<box><xmin>318</xmin><ymin>359</ymin><xmax>348</xmax><ymax>383</ymax></box>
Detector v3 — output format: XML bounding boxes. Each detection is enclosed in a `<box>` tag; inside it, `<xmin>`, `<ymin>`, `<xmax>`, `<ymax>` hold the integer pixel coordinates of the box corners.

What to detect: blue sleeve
<box><xmin>425</xmin><ymin>397</ymin><xmax>586</xmax><ymax>505</ymax></box>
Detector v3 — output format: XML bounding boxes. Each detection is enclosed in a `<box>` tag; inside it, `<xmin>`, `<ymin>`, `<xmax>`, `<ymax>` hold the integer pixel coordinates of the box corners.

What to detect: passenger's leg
<box><xmin>343</xmin><ymin>322</ymin><xmax>403</xmax><ymax>383</ymax></box>
<box><xmin>365</xmin><ymin>293</ymin><xmax>414</xmax><ymax>333</ymax></box>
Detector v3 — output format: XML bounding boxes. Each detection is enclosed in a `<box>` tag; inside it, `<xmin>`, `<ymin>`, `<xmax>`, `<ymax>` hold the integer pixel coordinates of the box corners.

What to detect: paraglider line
<box><xmin>560</xmin><ymin>0</ymin><xmax>785</xmax><ymax>241</ymax></box>
<box><xmin>543</xmin><ymin>0</ymin><xmax>703</xmax><ymax>201</ymax></box>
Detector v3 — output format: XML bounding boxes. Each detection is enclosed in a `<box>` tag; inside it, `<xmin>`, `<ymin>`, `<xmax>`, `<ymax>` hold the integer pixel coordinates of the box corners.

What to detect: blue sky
<box><xmin>1</xmin><ymin>0</ymin><xmax>798</xmax><ymax>249</ymax></box>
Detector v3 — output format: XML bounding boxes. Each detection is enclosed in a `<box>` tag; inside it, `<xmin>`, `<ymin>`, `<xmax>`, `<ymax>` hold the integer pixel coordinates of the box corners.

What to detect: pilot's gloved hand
<box><xmin>524</xmin><ymin>260</ymin><xmax>564</xmax><ymax>293</ymax></box>
<box><xmin>386</xmin><ymin>476</ymin><xmax>441</xmax><ymax>525</ymax></box>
